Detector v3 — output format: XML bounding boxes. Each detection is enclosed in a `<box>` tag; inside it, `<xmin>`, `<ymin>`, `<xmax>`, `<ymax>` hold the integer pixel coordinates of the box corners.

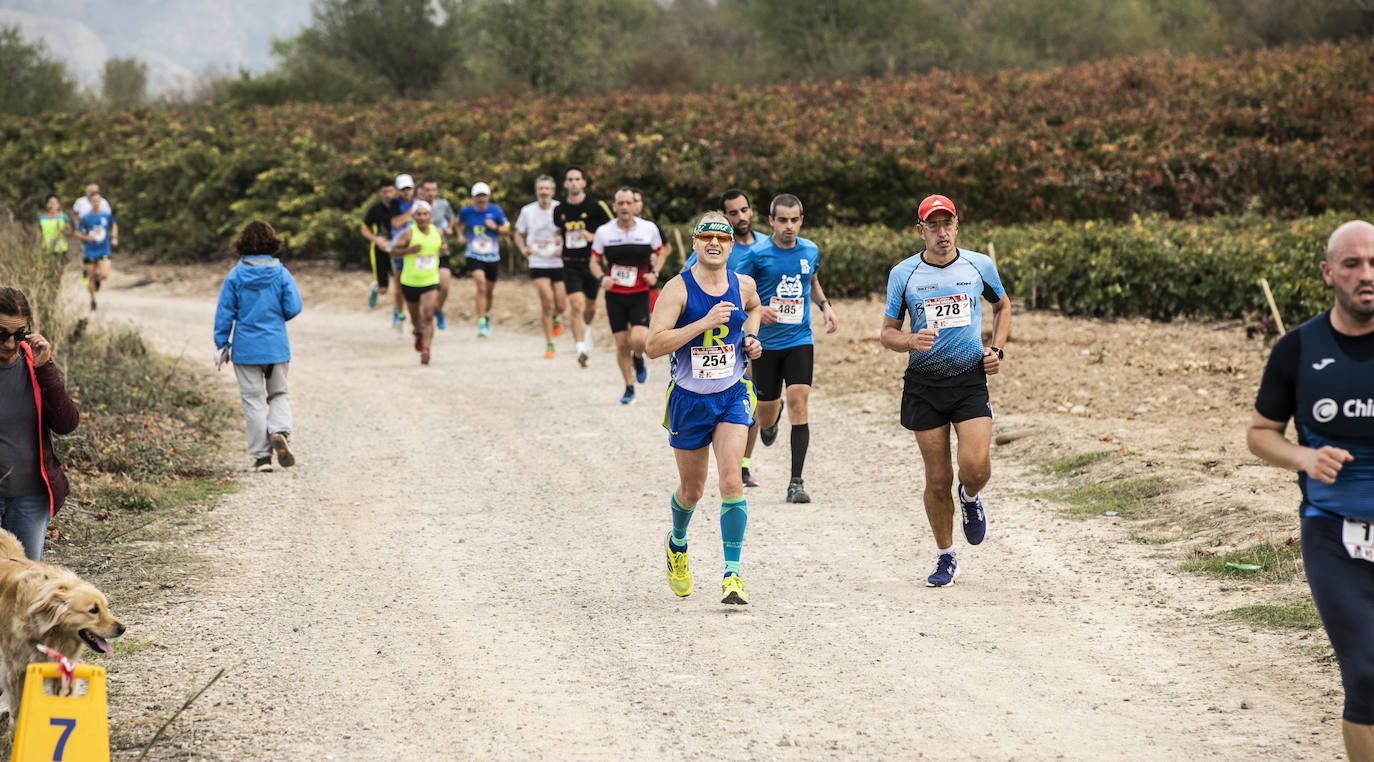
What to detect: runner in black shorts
<box><xmin>590</xmin><ymin>188</ymin><xmax>663</xmax><ymax>405</ymax></box>
<box><xmin>1248</xmin><ymin>220</ymin><xmax>1374</xmax><ymax>761</ymax></box>
<box><xmin>553</xmin><ymin>167</ymin><xmax>612</xmax><ymax>366</ymax></box>
<box><xmin>516</xmin><ymin>175</ymin><xmax>567</xmax><ymax>359</ymax></box>
<box><xmin>880</xmin><ymin>194</ymin><xmax>1011</xmax><ymax>588</ymax></box>
<box><xmin>736</xmin><ymin>194</ymin><xmax>838</xmax><ymax>504</ymax></box>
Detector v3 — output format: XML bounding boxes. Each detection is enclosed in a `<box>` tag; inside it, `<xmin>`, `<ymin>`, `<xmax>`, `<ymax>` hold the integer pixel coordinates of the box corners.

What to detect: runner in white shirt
<box><xmin>515</xmin><ymin>175</ymin><xmax>567</xmax><ymax>359</ymax></box>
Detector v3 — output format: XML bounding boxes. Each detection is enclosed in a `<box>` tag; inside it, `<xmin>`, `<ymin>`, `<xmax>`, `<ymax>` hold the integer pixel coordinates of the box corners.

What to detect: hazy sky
<box><xmin>0</xmin><ymin>0</ymin><xmax>314</xmax><ymax>93</ymax></box>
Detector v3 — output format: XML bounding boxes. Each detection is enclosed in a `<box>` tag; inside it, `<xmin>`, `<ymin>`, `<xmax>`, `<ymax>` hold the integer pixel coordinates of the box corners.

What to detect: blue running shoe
<box><xmin>368</xmin><ymin>283</ymin><xmax>378</xmax><ymax>309</ymax></box>
<box><xmin>619</xmin><ymin>386</ymin><xmax>636</xmax><ymax>405</ymax></box>
<box><xmin>926</xmin><ymin>552</ymin><xmax>957</xmax><ymax>587</ymax></box>
<box><xmin>632</xmin><ymin>353</ymin><xmax>647</xmax><ymax>384</ymax></box>
<box><xmin>435</xmin><ymin>310</ymin><xmax>447</xmax><ymax>331</ymax></box>
<box><xmin>958</xmin><ymin>484</ymin><xmax>987</xmax><ymax>545</ymax></box>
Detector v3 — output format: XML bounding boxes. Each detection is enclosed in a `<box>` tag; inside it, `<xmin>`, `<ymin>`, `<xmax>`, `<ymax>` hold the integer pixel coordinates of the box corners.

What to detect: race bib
<box><xmin>415</xmin><ymin>255</ymin><xmax>436</xmax><ymax>271</ymax></box>
<box><xmin>470</xmin><ymin>237</ymin><xmax>495</xmax><ymax>255</ymax></box>
<box><xmin>691</xmin><ymin>344</ymin><xmax>736</xmax><ymax>380</ymax></box>
<box><xmin>564</xmin><ymin>233</ymin><xmax>588</xmax><ymax>249</ymax></box>
<box><xmin>90</xmin><ymin>226</ymin><xmax>107</xmax><ymax>243</ymax></box>
<box><xmin>923</xmin><ymin>293</ymin><xmax>971</xmax><ymax>329</ymax></box>
<box><xmin>531</xmin><ymin>241</ymin><xmax>560</xmax><ymax>258</ymax></box>
<box><xmin>771</xmin><ymin>296</ymin><xmax>805</xmax><ymax>325</ymax></box>
<box><xmin>1344</xmin><ymin>519</ymin><xmax>1374</xmax><ymax>563</ymax></box>
<box><xmin>611</xmin><ymin>264</ymin><xmax>638</xmax><ymax>288</ymax></box>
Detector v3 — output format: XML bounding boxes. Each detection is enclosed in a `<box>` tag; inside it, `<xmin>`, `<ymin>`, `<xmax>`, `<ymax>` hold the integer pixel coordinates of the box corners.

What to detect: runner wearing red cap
<box><xmin>880</xmin><ymin>194</ymin><xmax>1011</xmax><ymax>587</ymax></box>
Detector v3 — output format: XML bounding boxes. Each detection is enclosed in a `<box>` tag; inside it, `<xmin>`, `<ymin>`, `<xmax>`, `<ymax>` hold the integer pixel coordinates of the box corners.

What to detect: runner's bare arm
<box><xmin>645</xmin><ymin>278</ymin><xmax>689</xmax><ymax>359</ymax></box>
<box><xmin>1247</xmin><ymin>410</ymin><xmax>1352</xmax><ymax>485</ymax></box>
<box><xmin>514</xmin><ymin>229</ymin><xmax>529</xmax><ymax>257</ymax></box>
<box><xmin>982</xmin><ymin>293</ymin><xmax>1012</xmax><ymax>374</ymax></box>
<box><xmin>644</xmin><ymin>246</ymin><xmax>663</xmax><ymax>287</ymax></box>
<box><xmin>740</xmin><ymin>275</ymin><xmax>763</xmax><ymax>359</ymax></box>
<box><xmin>110</xmin><ymin>221</ymin><xmax>118</xmax><ymax>246</ymax></box>
<box><xmin>811</xmin><ymin>274</ymin><xmax>838</xmax><ymax>333</ymax></box>
<box><xmin>880</xmin><ymin>315</ymin><xmax>933</xmax><ymax>352</ymax></box>
<box><xmin>392</xmin><ymin>229</ymin><xmax>416</xmax><ymax>256</ymax></box>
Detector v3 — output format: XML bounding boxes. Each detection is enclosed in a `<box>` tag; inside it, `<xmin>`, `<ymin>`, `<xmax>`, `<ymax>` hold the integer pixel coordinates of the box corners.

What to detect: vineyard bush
<box><xmin>0</xmin><ymin>40</ymin><xmax>1371</xmax><ymax>265</ymax></box>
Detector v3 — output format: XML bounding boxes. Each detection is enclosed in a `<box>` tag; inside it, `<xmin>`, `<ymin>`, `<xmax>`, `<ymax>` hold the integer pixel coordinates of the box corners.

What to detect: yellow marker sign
<box><xmin>9</xmin><ymin>663</ymin><xmax>109</xmax><ymax>762</ymax></box>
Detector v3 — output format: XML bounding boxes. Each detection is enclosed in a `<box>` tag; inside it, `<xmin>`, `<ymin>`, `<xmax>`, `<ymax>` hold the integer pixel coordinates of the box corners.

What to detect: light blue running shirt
<box><xmin>884</xmin><ymin>248</ymin><xmax>1005</xmax><ymax>386</ymax></box>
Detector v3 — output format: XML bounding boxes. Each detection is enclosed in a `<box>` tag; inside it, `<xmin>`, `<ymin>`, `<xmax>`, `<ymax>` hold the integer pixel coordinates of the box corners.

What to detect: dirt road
<box><xmin>92</xmin><ymin>268</ymin><xmax>1339</xmax><ymax>760</ymax></box>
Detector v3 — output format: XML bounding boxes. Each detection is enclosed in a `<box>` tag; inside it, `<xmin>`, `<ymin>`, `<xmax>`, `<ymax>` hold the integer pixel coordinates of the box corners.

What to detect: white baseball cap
<box><xmin>395</xmin><ymin>174</ymin><xmax>415</xmax><ymax>189</ymax></box>
<box><xmin>471</xmin><ymin>182</ymin><xmax>491</xmax><ymax>197</ymax></box>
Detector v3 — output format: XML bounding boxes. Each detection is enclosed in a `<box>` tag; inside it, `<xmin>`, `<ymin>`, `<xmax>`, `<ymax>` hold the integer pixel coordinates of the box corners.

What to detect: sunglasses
<box><xmin>0</xmin><ymin>327</ymin><xmax>30</xmax><ymax>344</ymax></box>
<box><xmin>694</xmin><ymin>233</ymin><xmax>732</xmax><ymax>243</ymax></box>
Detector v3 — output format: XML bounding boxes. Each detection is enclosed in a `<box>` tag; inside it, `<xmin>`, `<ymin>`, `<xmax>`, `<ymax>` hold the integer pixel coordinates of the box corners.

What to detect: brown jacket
<box><xmin>17</xmin><ymin>342</ymin><xmax>79</xmax><ymax>515</ymax></box>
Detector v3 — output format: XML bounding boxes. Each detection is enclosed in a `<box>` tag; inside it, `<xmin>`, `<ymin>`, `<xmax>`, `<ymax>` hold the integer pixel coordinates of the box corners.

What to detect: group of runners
<box><xmin>37</xmin><ymin>183</ymin><xmax>118</xmax><ymax>310</ymax></box>
<box><xmin>350</xmin><ymin>168</ymin><xmax>1371</xmax><ymax>758</ymax></box>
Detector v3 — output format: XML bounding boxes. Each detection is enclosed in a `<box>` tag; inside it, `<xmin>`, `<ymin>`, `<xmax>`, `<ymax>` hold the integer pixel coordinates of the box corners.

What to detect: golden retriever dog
<box><xmin>0</xmin><ymin>529</ymin><xmax>124</xmax><ymax>720</ymax></box>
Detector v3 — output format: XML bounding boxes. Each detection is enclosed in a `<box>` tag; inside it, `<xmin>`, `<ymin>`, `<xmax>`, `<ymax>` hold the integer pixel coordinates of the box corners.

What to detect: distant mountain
<box><xmin>0</xmin><ymin>0</ymin><xmax>313</xmax><ymax>94</ymax></box>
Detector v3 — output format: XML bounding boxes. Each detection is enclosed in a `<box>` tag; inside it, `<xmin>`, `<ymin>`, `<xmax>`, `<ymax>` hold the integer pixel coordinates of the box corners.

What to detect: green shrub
<box><xmin>2</xmin><ymin>40</ymin><xmax>1373</xmax><ymax>264</ymax></box>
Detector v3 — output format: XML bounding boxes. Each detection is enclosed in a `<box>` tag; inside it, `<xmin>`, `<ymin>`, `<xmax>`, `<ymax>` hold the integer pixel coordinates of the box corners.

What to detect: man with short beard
<box><xmin>880</xmin><ymin>194</ymin><xmax>1010</xmax><ymax>588</ymax></box>
<box><xmin>1248</xmin><ymin>220</ymin><xmax>1374</xmax><ymax>762</ymax></box>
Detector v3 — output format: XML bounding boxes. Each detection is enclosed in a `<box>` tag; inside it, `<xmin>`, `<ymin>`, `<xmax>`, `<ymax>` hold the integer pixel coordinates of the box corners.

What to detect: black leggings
<box><xmin>1303</xmin><ymin>514</ymin><xmax>1374</xmax><ymax>724</ymax></box>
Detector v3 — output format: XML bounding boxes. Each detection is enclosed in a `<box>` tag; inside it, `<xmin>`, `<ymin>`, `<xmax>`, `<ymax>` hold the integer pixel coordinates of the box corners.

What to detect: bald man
<box><xmin>1247</xmin><ymin>220</ymin><xmax>1374</xmax><ymax>762</ymax></box>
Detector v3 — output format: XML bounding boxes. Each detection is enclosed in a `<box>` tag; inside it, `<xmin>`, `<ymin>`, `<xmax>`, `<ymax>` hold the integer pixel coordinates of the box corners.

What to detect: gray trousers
<box><xmin>234</xmin><ymin>363</ymin><xmax>291</xmax><ymax>458</ymax></box>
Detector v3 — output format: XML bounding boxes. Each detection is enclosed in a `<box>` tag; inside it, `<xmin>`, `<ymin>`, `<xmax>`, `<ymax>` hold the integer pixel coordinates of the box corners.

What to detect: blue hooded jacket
<box><xmin>214</xmin><ymin>255</ymin><xmax>303</xmax><ymax>365</ymax></box>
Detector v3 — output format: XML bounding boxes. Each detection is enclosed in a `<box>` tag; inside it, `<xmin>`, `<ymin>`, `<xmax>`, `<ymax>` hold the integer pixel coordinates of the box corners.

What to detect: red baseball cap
<box><xmin>918</xmin><ymin>194</ymin><xmax>957</xmax><ymax>221</ymax></box>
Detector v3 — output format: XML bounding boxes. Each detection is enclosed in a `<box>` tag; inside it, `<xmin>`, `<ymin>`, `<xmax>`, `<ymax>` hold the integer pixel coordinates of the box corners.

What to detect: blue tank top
<box><xmin>1294</xmin><ymin>313</ymin><xmax>1374</xmax><ymax>521</ymax></box>
<box><xmin>672</xmin><ymin>269</ymin><xmax>747</xmax><ymax>394</ymax></box>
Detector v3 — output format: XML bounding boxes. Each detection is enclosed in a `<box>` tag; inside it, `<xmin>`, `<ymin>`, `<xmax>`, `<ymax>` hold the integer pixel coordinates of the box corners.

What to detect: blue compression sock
<box><xmin>720</xmin><ymin>497</ymin><xmax>748</xmax><ymax>576</ymax></box>
<box><xmin>670</xmin><ymin>493</ymin><xmax>695</xmax><ymax>549</ymax></box>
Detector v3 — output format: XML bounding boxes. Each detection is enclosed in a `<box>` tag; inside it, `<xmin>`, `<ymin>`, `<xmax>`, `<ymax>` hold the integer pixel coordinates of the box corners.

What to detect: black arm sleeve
<box><xmin>1254</xmin><ymin>330</ymin><xmax>1301</xmax><ymax>422</ymax></box>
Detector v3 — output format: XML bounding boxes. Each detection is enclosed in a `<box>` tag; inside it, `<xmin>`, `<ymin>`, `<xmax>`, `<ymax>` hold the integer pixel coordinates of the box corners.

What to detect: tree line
<box><xmin>2</xmin><ymin>0</ymin><xmax>1373</xmax><ymax>116</ymax></box>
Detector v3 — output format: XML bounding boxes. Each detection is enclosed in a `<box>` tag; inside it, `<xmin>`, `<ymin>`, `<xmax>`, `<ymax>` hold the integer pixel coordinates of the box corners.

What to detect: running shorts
<box><xmin>467</xmin><ymin>260</ymin><xmax>499</xmax><ymax>281</ymax></box>
<box><xmin>563</xmin><ymin>263</ymin><xmax>600</xmax><ymax>300</ymax></box>
<box><xmin>663</xmin><ymin>377</ymin><xmax>756</xmax><ymax>451</ymax></box>
<box><xmin>530</xmin><ymin>267</ymin><xmax>564</xmax><ymax>281</ymax></box>
<box><xmin>401</xmin><ymin>283</ymin><xmax>438</xmax><ymax>302</ymax></box>
<box><xmin>751</xmin><ymin>344</ymin><xmax>814</xmax><ymax>401</ymax></box>
<box><xmin>439</xmin><ymin>254</ymin><xmax>453</xmax><ymax>271</ymax></box>
<box><xmin>1302</xmin><ymin>514</ymin><xmax>1374</xmax><ymax>724</ymax></box>
<box><xmin>900</xmin><ymin>377</ymin><xmax>992</xmax><ymax>431</ymax></box>
<box><xmin>391</xmin><ymin>257</ymin><xmax>404</xmax><ymax>273</ymax></box>
<box><xmin>605</xmin><ymin>290</ymin><xmax>650</xmax><ymax>333</ymax></box>
<box><xmin>83</xmin><ymin>255</ymin><xmax>108</xmax><ymax>263</ymax></box>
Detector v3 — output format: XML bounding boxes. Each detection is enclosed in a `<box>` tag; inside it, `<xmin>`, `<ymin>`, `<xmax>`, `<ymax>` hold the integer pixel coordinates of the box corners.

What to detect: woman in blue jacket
<box><xmin>214</xmin><ymin>221</ymin><xmax>303</xmax><ymax>472</ymax></box>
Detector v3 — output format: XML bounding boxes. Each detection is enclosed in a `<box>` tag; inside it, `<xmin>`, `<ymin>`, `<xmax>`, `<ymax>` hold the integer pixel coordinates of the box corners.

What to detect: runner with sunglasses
<box><xmin>647</xmin><ymin>212</ymin><xmax>763</xmax><ymax>604</ymax></box>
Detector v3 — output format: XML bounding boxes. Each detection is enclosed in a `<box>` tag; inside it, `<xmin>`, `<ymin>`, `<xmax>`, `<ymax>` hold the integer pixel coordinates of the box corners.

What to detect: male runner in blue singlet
<box><xmin>646</xmin><ymin>212</ymin><xmax>763</xmax><ymax>604</ymax></box>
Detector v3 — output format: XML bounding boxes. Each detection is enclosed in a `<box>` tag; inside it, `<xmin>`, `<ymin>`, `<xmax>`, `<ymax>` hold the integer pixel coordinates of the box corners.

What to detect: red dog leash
<box><xmin>36</xmin><ymin>644</ymin><xmax>75</xmax><ymax>695</ymax></box>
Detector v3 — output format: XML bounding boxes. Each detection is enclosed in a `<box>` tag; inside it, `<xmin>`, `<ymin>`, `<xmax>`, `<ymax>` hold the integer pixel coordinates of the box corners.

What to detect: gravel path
<box><xmin>93</xmin><ymin>274</ymin><xmax>1340</xmax><ymax>761</ymax></box>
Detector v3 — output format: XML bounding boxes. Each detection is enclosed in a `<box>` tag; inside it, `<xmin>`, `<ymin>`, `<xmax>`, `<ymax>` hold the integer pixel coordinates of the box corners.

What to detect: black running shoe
<box><xmin>253</xmin><ymin>457</ymin><xmax>273</xmax><ymax>472</ymax></box>
<box><xmin>786</xmin><ymin>477</ymin><xmax>810</xmax><ymax>503</ymax></box>
<box><xmin>760</xmin><ymin>399</ymin><xmax>784</xmax><ymax>446</ymax></box>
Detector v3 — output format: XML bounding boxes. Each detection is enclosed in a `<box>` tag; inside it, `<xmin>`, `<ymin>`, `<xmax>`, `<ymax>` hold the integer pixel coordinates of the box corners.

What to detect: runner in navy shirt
<box><xmin>1248</xmin><ymin>220</ymin><xmax>1374</xmax><ymax>759</ymax></box>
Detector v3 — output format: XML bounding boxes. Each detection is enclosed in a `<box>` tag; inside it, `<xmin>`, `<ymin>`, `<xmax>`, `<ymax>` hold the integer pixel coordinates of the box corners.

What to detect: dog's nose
<box><xmin>114</xmin><ymin>622</ymin><xmax>126</xmax><ymax>637</ymax></box>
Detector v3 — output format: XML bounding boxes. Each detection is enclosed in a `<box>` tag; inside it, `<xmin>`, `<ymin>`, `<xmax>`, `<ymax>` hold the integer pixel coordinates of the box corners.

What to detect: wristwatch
<box><xmin>989</xmin><ymin>346</ymin><xmax>1004</xmax><ymax>360</ymax></box>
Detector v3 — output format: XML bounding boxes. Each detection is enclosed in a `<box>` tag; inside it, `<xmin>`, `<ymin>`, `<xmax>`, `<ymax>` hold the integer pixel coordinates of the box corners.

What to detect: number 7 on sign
<box><xmin>49</xmin><ymin>717</ymin><xmax>76</xmax><ymax>760</ymax></box>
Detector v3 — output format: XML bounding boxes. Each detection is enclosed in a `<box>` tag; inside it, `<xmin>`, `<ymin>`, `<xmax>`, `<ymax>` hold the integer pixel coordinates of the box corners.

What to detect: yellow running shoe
<box><xmin>721</xmin><ymin>574</ymin><xmax>748</xmax><ymax>605</ymax></box>
<box><xmin>665</xmin><ymin>533</ymin><xmax>692</xmax><ymax>597</ymax></box>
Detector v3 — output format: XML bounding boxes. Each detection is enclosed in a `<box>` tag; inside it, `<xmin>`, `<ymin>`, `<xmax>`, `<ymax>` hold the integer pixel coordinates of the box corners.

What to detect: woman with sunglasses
<box><xmin>646</xmin><ymin>212</ymin><xmax>763</xmax><ymax>605</ymax></box>
<box><xmin>0</xmin><ymin>287</ymin><xmax>79</xmax><ymax>561</ymax></box>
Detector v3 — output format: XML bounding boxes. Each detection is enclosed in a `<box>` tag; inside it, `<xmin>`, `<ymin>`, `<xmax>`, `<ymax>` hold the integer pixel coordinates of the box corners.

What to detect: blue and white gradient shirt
<box><xmin>884</xmin><ymin>248</ymin><xmax>1005</xmax><ymax>386</ymax></box>
<box><xmin>737</xmin><ymin>236</ymin><xmax>821</xmax><ymax>350</ymax></box>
